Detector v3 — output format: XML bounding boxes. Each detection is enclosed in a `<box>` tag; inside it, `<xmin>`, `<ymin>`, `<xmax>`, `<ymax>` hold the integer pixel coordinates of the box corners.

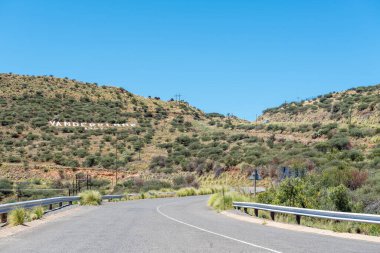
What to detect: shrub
<box><xmin>176</xmin><ymin>187</ymin><xmax>197</xmax><ymax>197</ymax></box>
<box><xmin>328</xmin><ymin>136</ymin><xmax>351</xmax><ymax>151</ymax></box>
<box><xmin>149</xmin><ymin>156</ymin><xmax>167</xmax><ymax>170</ymax></box>
<box><xmin>0</xmin><ymin>179</ymin><xmax>13</xmax><ymax>196</ymax></box>
<box><xmin>33</xmin><ymin>206</ymin><xmax>45</xmax><ymax>219</ymax></box>
<box><xmin>273</xmin><ymin>178</ymin><xmax>308</xmax><ymax>208</ymax></box>
<box><xmin>90</xmin><ymin>179</ymin><xmax>111</xmax><ymax>188</ymax></box>
<box><xmin>314</xmin><ymin>142</ymin><xmax>331</xmax><ymax>153</ymax></box>
<box><xmin>328</xmin><ymin>185</ymin><xmax>351</xmax><ymax>212</ymax></box>
<box><xmin>196</xmin><ymin>188</ymin><xmax>214</xmax><ymax>195</ymax></box>
<box><xmin>349</xmin><ymin>128</ymin><xmax>374</xmax><ymax>138</ymax></box>
<box><xmin>9</xmin><ymin>208</ymin><xmax>26</xmax><ymax>226</ymax></box>
<box><xmin>141</xmin><ymin>180</ymin><xmax>172</xmax><ymax>192</ymax></box>
<box><xmin>79</xmin><ymin>190</ymin><xmax>102</xmax><ymax>206</ymax></box>
<box><xmin>172</xmin><ymin>176</ymin><xmax>186</xmax><ymax>189</ymax></box>
<box><xmin>208</xmin><ymin>191</ymin><xmax>250</xmax><ymax>211</ymax></box>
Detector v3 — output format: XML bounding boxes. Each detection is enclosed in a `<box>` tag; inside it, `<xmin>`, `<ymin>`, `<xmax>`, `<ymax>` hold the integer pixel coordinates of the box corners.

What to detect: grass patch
<box><xmin>176</xmin><ymin>187</ymin><xmax>197</xmax><ymax>197</ymax></box>
<box><xmin>79</xmin><ymin>190</ymin><xmax>102</xmax><ymax>206</ymax></box>
<box><xmin>32</xmin><ymin>206</ymin><xmax>44</xmax><ymax>219</ymax></box>
<box><xmin>208</xmin><ymin>191</ymin><xmax>250</xmax><ymax>211</ymax></box>
<box><xmin>9</xmin><ymin>208</ymin><xmax>26</xmax><ymax>226</ymax></box>
<box><xmin>176</xmin><ymin>186</ymin><xmax>224</xmax><ymax>197</ymax></box>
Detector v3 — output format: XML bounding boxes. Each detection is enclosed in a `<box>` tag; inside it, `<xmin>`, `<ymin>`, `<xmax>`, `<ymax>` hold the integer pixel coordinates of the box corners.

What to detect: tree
<box><xmin>328</xmin><ymin>185</ymin><xmax>351</xmax><ymax>212</ymax></box>
<box><xmin>274</xmin><ymin>178</ymin><xmax>307</xmax><ymax>208</ymax></box>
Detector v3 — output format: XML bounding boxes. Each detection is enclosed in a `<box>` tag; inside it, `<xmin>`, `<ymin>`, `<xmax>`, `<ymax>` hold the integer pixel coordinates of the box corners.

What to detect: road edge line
<box><xmin>156</xmin><ymin>203</ymin><xmax>282</xmax><ymax>253</ymax></box>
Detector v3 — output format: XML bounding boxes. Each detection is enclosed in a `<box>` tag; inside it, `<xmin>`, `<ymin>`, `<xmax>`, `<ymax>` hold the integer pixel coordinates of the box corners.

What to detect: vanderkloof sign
<box><xmin>49</xmin><ymin>121</ymin><xmax>137</xmax><ymax>130</ymax></box>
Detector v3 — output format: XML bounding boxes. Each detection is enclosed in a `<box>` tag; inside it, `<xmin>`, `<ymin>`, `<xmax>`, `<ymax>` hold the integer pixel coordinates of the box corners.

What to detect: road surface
<box><xmin>0</xmin><ymin>196</ymin><xmax>378</xmax><ymax>253</ymax></box>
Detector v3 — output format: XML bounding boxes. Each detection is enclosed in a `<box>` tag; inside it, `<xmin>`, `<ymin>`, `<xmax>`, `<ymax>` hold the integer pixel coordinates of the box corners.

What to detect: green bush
<box><xmin>141</xmin><ymin>180</ymin><xmax>172</xmax><ymax>192</ymax></box>
<box><xmin>176</xmin><ymin>187</ymin><xmax>197</xmax><ymax>197</ymax></box>
<box><xmin>9</xmin><ymin>208</ymin><xmax>26</xmax><ymax>226</ymax></box>
<box><xmin>328</xmin><ymin>185</ymin><xmax>351</xmax><ymax>212</ymax></box>
<box><xmin>79</xmin><ymin>190</ymin><xmax>102</xmax><ymax>206</ymax></box>
<box><xmin>328</xmin><ymin>136</ymin><xmax>351</xmax><ymax>151</ymax></box>
<box><xmin>33</xmin><ymin>206</ymin><xmax>45</xmax><ymax>219</ymax></box>
<box><xmin>208</xmin><ymin>191</ymin><xmax>250</xmax><ymax>211</ymax></box>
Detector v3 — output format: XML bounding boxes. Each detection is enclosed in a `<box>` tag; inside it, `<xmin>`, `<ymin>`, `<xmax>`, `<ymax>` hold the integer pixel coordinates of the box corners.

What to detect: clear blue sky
<box><xmin>1</xmin><ymin>0</ymin><xmax>379</xmax><ymax>120</ymax></box>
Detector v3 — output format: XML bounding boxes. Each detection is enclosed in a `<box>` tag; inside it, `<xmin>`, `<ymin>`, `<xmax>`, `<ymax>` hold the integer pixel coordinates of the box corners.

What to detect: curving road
<box><xmin>0</xmin><ymin>196</ymin><xmax>379</xmax><ymax>253</ymax></box>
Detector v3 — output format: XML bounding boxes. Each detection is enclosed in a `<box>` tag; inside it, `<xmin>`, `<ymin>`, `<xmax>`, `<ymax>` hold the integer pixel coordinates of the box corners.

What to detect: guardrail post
<box><xmin>254</xmin><ymin>209</ymin><xmax>259</xmax><ymax>217</ymax></box>
<box><xmin>69</xmin><ymin>201</ymin><xmax>73</xmax><ymax>205</ymax></box>
<box><xmin>59</xmin><ymin>202</ymin><xmax>63</xmax><ymax>208</ymax></box>
<box><xmin>49</xmin><ymin>204</ymin><xmax>53</xmax><ymax>210</ymax></box>
<box><xmin>1</xmin><ymin>213</ymin><xmax>7</xmax><ymax>223</ymax></box>
<box><xmin>244</xmin><ymin>208</ymin><xmax>248</xmax><ymax>214</ymax></box>
<box><xmin>270</xmin><ymin>211</ymin><xmax>275</xmax><ymax>221</ymax></box>
<box><xmin>296</xmin><ymin>215</ymin><xmax>301</xmax><ymax>225</ymax></box>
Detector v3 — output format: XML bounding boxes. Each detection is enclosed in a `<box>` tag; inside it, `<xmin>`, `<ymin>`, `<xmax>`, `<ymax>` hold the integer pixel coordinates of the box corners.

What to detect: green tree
<box><xmin>328</xmin><ymin>185</ymin><xmax>351</xmax><ymax>212</ymax></box>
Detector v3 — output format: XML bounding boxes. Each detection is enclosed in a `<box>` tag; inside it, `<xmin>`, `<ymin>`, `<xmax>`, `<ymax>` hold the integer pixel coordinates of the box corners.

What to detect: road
<box><xmin>0</xmin><ymin>196</ymin><xmax>379</xmax><ymax>253</ymax></box>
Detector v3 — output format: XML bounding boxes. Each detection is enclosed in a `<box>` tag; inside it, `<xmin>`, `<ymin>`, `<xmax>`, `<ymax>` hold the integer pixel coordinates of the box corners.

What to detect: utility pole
<box><xmin>86</xmin><ymin>172</ymin><xmax>89</xmax><ymax>190</ymax></box>
<box><xmin>254</xmin><ymin>169</ymin><xmax>257</xmax><ymax>197</ymax></box>
<box><xmin>348</xmin><ymin>106</ymin><xmax>352</xmax><ymax>126</ymax></box>
<box><xmin>175</xmin><ymin>94</ymin><xmax>182</xmax><ymax>104</ymax></box>
<box><xmin>115</xmin><ymin>133</ymin><xmax>118</xmax><ymax>186</ymax></box>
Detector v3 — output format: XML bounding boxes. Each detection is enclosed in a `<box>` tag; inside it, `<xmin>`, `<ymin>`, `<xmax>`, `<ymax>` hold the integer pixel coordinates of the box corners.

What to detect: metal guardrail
<box><xmin>102</xmin><ymin>195</ymin><xmax>124</xmax><ymax>201</ymax></box>
<box><xmin>233</xmin><ymin>202</ymin><xmax>380</xmax><ymax>225</ymax></box>
<box><xmin>0</xmin><ymin>195</ymin><xmax>124</xmax><ymax>224</ymax></box>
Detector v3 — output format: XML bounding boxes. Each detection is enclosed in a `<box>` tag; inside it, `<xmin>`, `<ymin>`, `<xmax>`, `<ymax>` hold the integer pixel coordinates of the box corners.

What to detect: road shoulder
<box><xmin>221</xmin><ymin>210</ymin><xmax>380</xmax><ymax>243</ymax></box>
<box><xmin>0</xmin><ymin>205</ymin><xmax>81</xmax><ymax>239</ymax></box>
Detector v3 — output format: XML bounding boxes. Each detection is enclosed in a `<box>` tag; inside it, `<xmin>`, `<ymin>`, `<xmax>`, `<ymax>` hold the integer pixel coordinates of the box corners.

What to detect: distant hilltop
<box><xmin>260</xmin><ymin>84</ymin><xmax>380</xmax><ymax>125</ymax></box>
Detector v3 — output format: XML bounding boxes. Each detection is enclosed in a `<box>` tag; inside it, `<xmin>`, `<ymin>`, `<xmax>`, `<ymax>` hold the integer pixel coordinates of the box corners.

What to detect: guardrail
<box><xmin>233</xmin><ymin>202</ymin><xmax>380</xmax><ymax>225</ymax></box>
<box><xmin>0</xmin><ymin>195</ymin><xmax>124</xmax><ymax>224</ymax></box>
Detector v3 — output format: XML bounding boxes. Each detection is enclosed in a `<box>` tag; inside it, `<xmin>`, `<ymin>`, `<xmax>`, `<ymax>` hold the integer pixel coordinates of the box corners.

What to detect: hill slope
<box><xmin>260</xmin><ymin>85</ymin><xmax>380</xmax><ymax>125</ymax></box>
<box><xmin>0</xmin><ymin>73</ymin><xmax>379</xmax><ymax>213</ymax></box>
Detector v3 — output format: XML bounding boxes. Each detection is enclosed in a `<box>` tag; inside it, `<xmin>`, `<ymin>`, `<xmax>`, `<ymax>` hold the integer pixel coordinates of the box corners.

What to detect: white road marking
<box><xmin>156</xmin><ymin>203</ymin><xmax>282</xmax><ymax>253</ymax></box>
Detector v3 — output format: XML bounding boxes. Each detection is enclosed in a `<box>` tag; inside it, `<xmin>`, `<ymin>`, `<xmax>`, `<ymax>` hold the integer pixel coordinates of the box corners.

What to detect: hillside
<box><xmin>260</xmin><ymin>85</ymin><xmax>380</xmax><ymax>125</ymax></box>
<box><xmin>0</xmin><ymin>73</ymin><xmax>249</xmax><ymax>181</ymax></box>
<box><xmin>0</xmin><ymin>74</ymin><xmax>379</xmax><ymax>214</ymax></box>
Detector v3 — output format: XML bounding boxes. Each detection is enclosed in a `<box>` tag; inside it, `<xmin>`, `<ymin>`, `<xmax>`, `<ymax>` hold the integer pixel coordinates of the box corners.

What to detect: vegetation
<box><xmin>262</xmin><ymin>84</ymin><xmax>380</xmax><ymax>125</ymax></box>
<box><xmin>79</xmin><ymin>190</ymin><xmax>102</xmax><ymax>206</ymax></box>
<box><xmin>208</xmin><ymin>191</ymin><xmax>250</xmax><ymax>211</ymax></box>
<box><xmin>32</xmin><ymin>206</ymin><xmax>45</xmax><ymax>220</ymax></box>
<box><xmin>0</xmin><ymin>74</ymin><xmax>379</xmax><ymax>220</ymax></box>
<box><xmin>8</xmin><ymin>208</ymin><xmax>26</xmax><ymax>226</ymax></box>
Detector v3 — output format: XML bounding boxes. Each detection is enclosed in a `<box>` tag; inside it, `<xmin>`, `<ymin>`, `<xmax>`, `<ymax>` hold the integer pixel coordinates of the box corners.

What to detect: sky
<box><xmin>0</xmin><ymin>0</ymin><xmax>380</xmax><ymax>120</ymax></box>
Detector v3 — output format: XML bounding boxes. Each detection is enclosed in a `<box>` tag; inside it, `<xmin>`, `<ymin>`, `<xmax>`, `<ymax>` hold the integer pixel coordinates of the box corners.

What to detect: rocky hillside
<box><xmin>0</xmin><ymin>73</ymin><xmax>247</xmax><ymax>178</ymax></box>
<box><xmin>260</xmin><ymin>85</ymin><xmax>380</xmax><ymax>125</ymax></box>
<box><xmin>0</xmin><ymin>73</ymin><xmax>378</xmax><ymax>178</ymax></box>
<box><xmin>1</xmin><ymin>74</ymin><xmax>379</xmax><ymax>213</ymax></box>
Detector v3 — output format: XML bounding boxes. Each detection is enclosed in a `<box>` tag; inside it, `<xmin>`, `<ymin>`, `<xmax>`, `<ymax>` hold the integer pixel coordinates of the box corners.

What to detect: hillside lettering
<box><xmin>49</xmin><ymin>121</ymin><xmax>136</xmax><ymax>130</ymax></box>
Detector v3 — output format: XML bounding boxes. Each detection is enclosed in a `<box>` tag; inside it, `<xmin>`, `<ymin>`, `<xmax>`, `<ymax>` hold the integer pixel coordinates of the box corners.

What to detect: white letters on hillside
<box><xmin>49</xmin><ymin>120</ymin><xmax>137</xmax><ymax>130</ymax></box>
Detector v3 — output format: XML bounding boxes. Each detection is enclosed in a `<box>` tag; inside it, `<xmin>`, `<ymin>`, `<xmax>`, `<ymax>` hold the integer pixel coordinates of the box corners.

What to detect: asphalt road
<box><xmin>0</xmin><ymin>196</ymin><xmax>379</xmax><ymax>253</ymax></box>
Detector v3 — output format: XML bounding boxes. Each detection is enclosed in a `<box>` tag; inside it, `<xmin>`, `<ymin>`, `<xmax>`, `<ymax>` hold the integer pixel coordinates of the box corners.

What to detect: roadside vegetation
<box><xmin>79</xmin><ymin>191</ymin><xmax>102</xmax><ymax>206</ymax></box>
<box><xmin>208</xmin><ymin>176</ymin><xmax>380</xmax><ymax>236</ymax></box>
<box><xmin>8</xmin><ymin>206</ymin><xmax>45</xmax><ymax>226</ymax></box>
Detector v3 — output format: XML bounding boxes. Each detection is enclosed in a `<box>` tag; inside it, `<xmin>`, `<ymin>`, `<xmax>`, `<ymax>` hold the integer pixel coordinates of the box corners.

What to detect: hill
<box><xmin>260</xmin><ymin>85</ymin><xmax>380</xmax><ymax>125</ymax></box>
<box><xmin>0</xmin><ymin>73</ymin><xmax>379</xmax><ymax>214</ymax></box>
